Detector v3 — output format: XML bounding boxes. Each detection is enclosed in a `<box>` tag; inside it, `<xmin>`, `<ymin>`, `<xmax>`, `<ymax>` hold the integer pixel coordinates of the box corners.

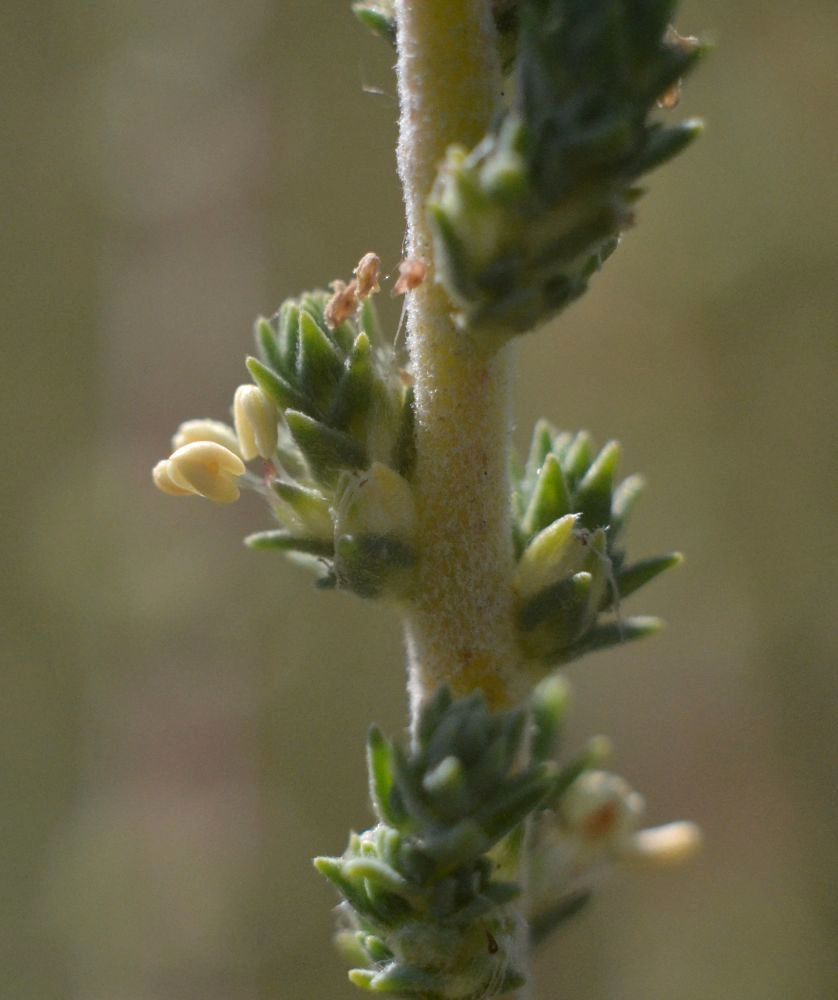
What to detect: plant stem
<box><xmin>394</xmin><ymin>8</ymin><xmax>534</xmax><ymax>996</ymax></box>
<box><xmin>395</xmin><ymin>0</ymin><xmax>526</xmax><ymax>722</ymax></box>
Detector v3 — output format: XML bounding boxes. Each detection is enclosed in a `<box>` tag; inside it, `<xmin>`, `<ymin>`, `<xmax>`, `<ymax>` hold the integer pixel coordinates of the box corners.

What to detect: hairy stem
<box><xmin>395</xmin><ymin>0</ymin><xmax>526</xmax><ymax>722</ymax></box>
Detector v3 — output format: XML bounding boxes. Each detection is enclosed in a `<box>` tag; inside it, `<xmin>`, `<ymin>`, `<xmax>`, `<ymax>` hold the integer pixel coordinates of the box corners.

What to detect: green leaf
<box><xmin>334</xmin><ymin>534</ymin><xmax>416</xmax><ymax>599</ymax></box>
<box><xmin>298</xmin><ymin>309</ymin><xmax>345</xmax><ymax>410</ymax></box>
<box><xmin>351</xmin><ymin>3</ymin><xmax>396</xmax><ymax>46</ymax></box>
<box><xmin>285</xmin><ymin>410</ymin><xmax>368</xmax><ymax>485</ymax></box>
<box><xmin>362</xmin><ymin>934</ymin><xmax>393</xmax><ymax>964</ymax></box>
<box><xmin>277</xmin><ymin>300</ymin><xmax>301</xmax><ymax>373</ymax></box>
<box><xmin>392</xmin><ymin>386</ymin><xmax>416</xmax><ymax>477</ymax></box>
<box><xmin>422</xmin><ymin>817</ymin><xmax>490</xmax><ymax>871</ymax></box>
<box><xmin>610</xmin><ymin>472</ymin><xmax>646</xmax><ymax>537</ymax></box>
<box><xmin>330</xmin><ymin>332</ymin><xmax>374</xmax><ymax>430</ymax></box>
<box><xmin>523</xmin><ymin>452</ymin><xmax>572</xmax><ymax>537</ymax></box>
<box><xmin>343</xmin><ymin>858</ymin><xmax>413</xmax><ymax>897</ymax></box>
<box><xmin>243</xmin><ymin>529</ymin><xmax>333</xmax><ymax>557</ymax></box>
<box><xmin>475</xmin><ymin>762</ymin><xmax>558</xmax><ymax>843</ymax></box>
<box><xmin>421</xmin><ymin>755</ymin><xmax>471</xmax><ymax>819</ymax></box>
<box><xmin>391</xmin><ymin>744</ymin><xmax>437</xmax><ymax>828</ymax></box>
<box><xmin>562</xmin><ymin>431</ymin><xmax>594</xmax><ymax>487</ymax></box>
<box><xmin>626</xmin><ymin>119</ymin><xmax>704</xmax><ymax>178</ymax></box>
<box><xmin>314</xmin><ymin>856</ymin><xmax>376</xmax><ymax>919</ymax></box>
<box><xmin>575</xmin><ymin>439</ymin><xmax>620</xmax><ymax>531</ymax></box>
<box><xmin>530</xmin><ymin>890</ymin><xmax>593</xmax><ymax>947</ymax></box>
<box><xmin>246</xmin><ymin>356</ymin><xmax>313</xmax><ymax>415</ymax></box>
<box><xmin>254</xmin><ymin>317</ymin><xmax>285</xmax><ymax>375</ymax></box>
<box><xmin>551</xmin><ymin>614</ymin><xmax>664</xmax><ymax>665</ymax></box>
<box><xmin>367</xmin><ymin>726</ymin><xmax>407</xmax><ymax>827</ymax></box>
<box><xmin>415</xmin><ymin>685</ymin><xmax>454</xmax><ymax>751</ymax></box>
<box><xmin>608</xmin><ymin>552</ymin><xmax>683</xmax><ymax>606</ymax></box>
<box><xmin>360</xmin><ymin>962</ymin><xmax>445</xmax><ymax>995</ymax></box>
<box><xmin>530</xmin><ymin>675</ymin><xmax>571</xmax><ymax>762</ymax></box>
<box><xmin>271</xmin><ymin>479</ymin><xmax>331</xmax><ymax>529</ymax></box>
<box><xmin>524</xmin><ymin>418</ymin><xmax>557</xmax><ymax>488</ymax></box>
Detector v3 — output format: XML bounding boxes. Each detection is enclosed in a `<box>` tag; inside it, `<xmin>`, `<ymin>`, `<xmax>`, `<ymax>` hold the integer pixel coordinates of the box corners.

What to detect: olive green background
<box><xmin>2</xmin><ymin>1</ymin><xmax>836</xmax><ymax>997</ymax></box>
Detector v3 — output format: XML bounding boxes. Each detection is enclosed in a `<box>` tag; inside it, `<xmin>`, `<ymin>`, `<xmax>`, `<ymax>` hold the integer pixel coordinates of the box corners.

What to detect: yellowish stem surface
<box><xmin>395</xmin><ymin>1</ymin><xmax>526</xmax><ymax>716</ymax></box>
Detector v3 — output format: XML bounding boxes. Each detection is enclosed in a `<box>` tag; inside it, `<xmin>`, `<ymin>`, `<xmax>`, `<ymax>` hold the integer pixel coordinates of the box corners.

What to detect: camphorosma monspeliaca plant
<box><xmin>153</xmin><ymin>2</ymin><xmax>706</xmax><ymax>996</ymax></box>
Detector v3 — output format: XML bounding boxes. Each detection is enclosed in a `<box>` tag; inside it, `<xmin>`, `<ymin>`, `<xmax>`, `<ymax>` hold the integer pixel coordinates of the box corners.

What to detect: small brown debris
<box><xmin>657</xmin><ymin>25</ymin><xmax>700</xmax><ymax>110</ymax></box>
<box><xmin>354</xmin><ymin>252</ymin><xmax>381</xmax><ymax>299</ymax></box>
<box><xmin>325</xmin><ymin>279</ymin><xmax>359</xmax><ymax>330</ymax></box>
<box><xmin>392</xmin><ymin>257</ymin><xmax>428</xmax><ymax>296</ymax></box>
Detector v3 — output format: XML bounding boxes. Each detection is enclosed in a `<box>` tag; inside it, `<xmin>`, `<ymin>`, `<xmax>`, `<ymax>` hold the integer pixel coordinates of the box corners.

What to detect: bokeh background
<box><xmin>3</xmin><ymin>1</ymin><xmax>836</xmax><ymax>997</ymax></box>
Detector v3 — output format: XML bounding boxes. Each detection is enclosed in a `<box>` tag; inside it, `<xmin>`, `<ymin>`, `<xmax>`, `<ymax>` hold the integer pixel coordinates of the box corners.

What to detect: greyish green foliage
<box><xmin>511</xmin><ymin>421</ymin><xmax>681</xmax><ymax>668</ymax></box>
<box><xmin>244</xmin><ymin>290</ymin><xmax>417</xmax><ymax>598</ymax></box>
<box><xmin>316</xmin><ymin>681</ymin><xmax>602</xmax><ymax>997</ymax></box>
<box><xmin>155</xmin><ymin>2</ymin><xmax>704</xmax><ymax>995</ymax></box>
<box><xmin>428</xmin><ymin>0</ymin><xmax>704</xmax><ymax>335</ymax></box>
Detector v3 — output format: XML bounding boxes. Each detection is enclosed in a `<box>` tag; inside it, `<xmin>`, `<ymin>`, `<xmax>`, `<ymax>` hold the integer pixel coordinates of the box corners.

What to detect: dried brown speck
<box><xmin>393</xmin><ymin>257</ymin><xmax>428</xmax><ymax>296</ymax></box>
<box><xmin>657</xmin><ymin>25</ymin><xmax>700</xmax><ymax>110</ymax></box>
<box><xmin>325</xmin><ymin>279</ymin><xmax>359</xmax><ymax>329</ymax></box>
<box><xmin>354</xmin><ymin>252</ymin><xmax>382</xmax><ymax>299</ymax></box>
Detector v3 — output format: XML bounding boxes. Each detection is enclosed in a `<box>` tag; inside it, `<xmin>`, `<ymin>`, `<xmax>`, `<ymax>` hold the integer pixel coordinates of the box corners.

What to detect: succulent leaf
<box><xmin>429</xmin><ymin>0</ymin><xmax>704</xmax><ymax>336</ymax></box>
<box><xmin>513</xmin><ymin>423</ymin><xmax>680</xmax><ymax>667</ymax></box>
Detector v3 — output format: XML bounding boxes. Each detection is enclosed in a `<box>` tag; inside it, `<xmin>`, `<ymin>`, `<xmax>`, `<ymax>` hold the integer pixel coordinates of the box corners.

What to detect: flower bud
<box><xmin>234</xmin><ymin>385</ymin><xmax>278</xmax><ymax>461</ymax></box>
<box><xmin>625</xmin><ymin>820</ymin><xmax>703</xmax><ymax>868</ymax></box>
<box><xmin>171</xmin><ymin>418</ymin><xmax>241</xmax><ymax>457</ymax></box>
<box><xmin>334</xmin><ymin>463</ymin><xmax>416</xmax><ymax>540</ymax></box>
<box><xmin>166</xmin><ymin>441</ymin><xmax>246</xmax><ymax>504</ymax></box>
<box><xmin>513</xmin><ymin>513</ymin><xmax>581</xmax><ymax>600</ymax></box>
<box><xmin>152</xmin><ymin>459</ymin><xmax>192</xmax><ymax>497</ymax></box>
<box><xmin>559</xmin><ymin>770</ymin><xmax>644</xmax><ymax>852</ymax></box>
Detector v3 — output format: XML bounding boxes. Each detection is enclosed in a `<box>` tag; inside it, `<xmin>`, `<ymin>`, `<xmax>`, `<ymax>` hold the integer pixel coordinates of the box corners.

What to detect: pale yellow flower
<box><xmin>233</xmin><ymin>385</ymin><xmax>278</xmax><ymax>461</ymax></box>
<box><xmin>171</xmin><ymin>418</ymin><xmax>241</xmax><ymax>457</ymax></box>
<box><xmin>166</xmin><ymin>441</ymin><xmax>246</xmax><ymax>504</ymax></box>
<box><xmin>625</xmin><ymin>820</ymin><xmax>703</xmax><ymax>868</ymax></box>
<box><xmin>152</xmin><ymin>459</ymin><xmax>192</xmax><ymax>497</ymax></box>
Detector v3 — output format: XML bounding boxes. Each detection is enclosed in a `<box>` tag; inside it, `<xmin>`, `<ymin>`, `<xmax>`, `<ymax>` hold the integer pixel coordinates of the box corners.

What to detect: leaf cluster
<box><xmin>512</xmin><ymin>420</ymin><xmax>681</xmax><ymax>667</ymax></box>
<box><xmin>244</xmin><ymin>291</ymin><xmax>417</xmax><ymax>597</ymax></box>
<box><xmin>316</xmin><ymin>682</ymin><xmax>599</xmax><ymax>996</ymax></box>
<box><xmin>428</xmin><ymin>0</ymin><xmax>704</xmax><ymax>335</ymax></box>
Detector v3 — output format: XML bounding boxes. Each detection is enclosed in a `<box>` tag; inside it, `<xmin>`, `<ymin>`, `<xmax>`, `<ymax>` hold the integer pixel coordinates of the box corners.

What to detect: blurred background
<box><xmin>2</xmin><ymin>1</ymin><xmax>836</xmax><ymax>997</ymax></box>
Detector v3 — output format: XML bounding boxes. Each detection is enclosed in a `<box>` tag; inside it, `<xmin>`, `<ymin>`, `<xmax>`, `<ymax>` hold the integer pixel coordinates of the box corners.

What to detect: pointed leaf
<box><xmin>575</xmin><ymin>440</ymin><xmax>620</xmax><ymax>531</ymax></box>
<box><xmin>523</xmin><ymin>452</ymin><xmax>572</xmax><ymax>537</ymax></box>
<box><xmin>607</xmin><ymin>552</ymin><xmax>683</xmax><ymax>606</ymax></box>
<box><xmin>246</xmin><ymin>356</ymin><xmax>313</xmax><ymax>415</ymax></box>
<box><xmin>530</xmin><ymin>890</ymin><xmax>593</xmax><ymax>947</ymax></box>
<box><xmin>392</xmin><ymin>386</ymin><xmax>416</xmax><ymax>476</ymax></box>
<box><xmin>610</xmin><ymin>472</ymin><xmax>646</xmax><ymax>537</ymax></box>
<box><xmin>313</xmin><ymin>856</ymin><xmax>376</xmax><ymax>919</ymax></box>
<box><xmin>343</xmin><ymin>858</ymin><xmax>413</xmax><ymax>897</ymax></box>
<box><xmin>530</xmin><ymin>674</ymin><xmax>571</xmax><ymax>762</ymax></box>
<box><xmin>563</xmin><ymin>431</ymin><xmax>593</xmax><ymax>486</ymax></box>
<box><xmin>367</xmin><ymin>725</ymin><xmax>407</xmax><ymax>827</ymax></box>
<box><xmin>364</xmin><ymin>962</ymin><xmax>445</xmax><ymax>995</ymax></box>
<box><xmin>285</xmin><ymin>410</ymin><xmax>368</xmax><ymax>485</ymax></box>
<box><xmin>628</xmin><ymin>119</ymin><xmax>704</xmax><ymax>178</ymax></box>
<box><xmin>416</xmin><ymin>684</ymin><xmax>454</xmax><ymax>751</ymax></box>
<box><xmin>277</xmin><ymin>300</ymin><xmax>300</xmax><ymax>372</ymax></box>
<box><xmin>476</xmin><ymin>762</ymin><xmax>558</xmax><ymax>843</ymax></box>
<box><xmin>298</xmin><ymin>309</ymin><xmax>344</xmax><ymax>409</ymax></box>
<box><xmin>334</xmin><ymin>533</ymin><xmax>416</xmax><ymax>599</ymax></box>
<box><xmin>552</xmin><ymin>615</ymin><xmax>664</xmax><ymax>665</ymax></box>
<box><xmin>330</xmin><ymin>331</ymin><xmax>374</xmax><ymax>430</ymax></box>
<box><xmin>243</xmin><ymin>529</ymin><xmax>333</xmax><ymax>557</ymax></box>
<box><xmin>254</xmin><ymin>317</ymin><xmax>285</xmax><ymax>375</ymax></box>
